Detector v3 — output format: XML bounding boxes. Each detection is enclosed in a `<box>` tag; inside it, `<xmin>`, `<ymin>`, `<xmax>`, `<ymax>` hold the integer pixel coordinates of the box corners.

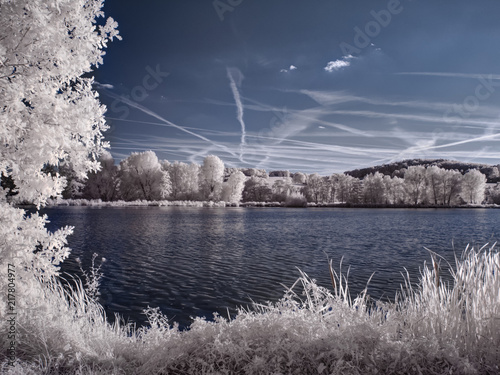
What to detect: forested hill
<box><xmin>345</xmin><ymin>159</ymin><xmax>500</xmax><ymax>183</ymax></box>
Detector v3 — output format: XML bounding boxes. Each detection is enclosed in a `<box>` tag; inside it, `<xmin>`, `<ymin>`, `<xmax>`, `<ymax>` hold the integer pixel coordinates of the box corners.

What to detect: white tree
<box><xmin>0</xmin><ymin>0</ymin><xmax>119</xmax><ymax>309</ymax></box>
<box><xmin>304</xmin><ymin>173</ymin><xmax>326</xmax><ymax>203</ymax></box>
<box><xmin>362</xmin><ymin>172</ymin><xmax>385</xmax><ymax>204</ymax></box>
<box><xmin>485</xmin><ymin>183</ymin><xmax>500</xmax><ymax>204</ymax></box>
<box><xmin>425</xmin><ymin>166</ymin><xmax>444</xmax><ymax>205</ymax></box>
<box><xmin>221</xmin><ymin>171</ymin><xmax>246</xmax><ymax>203</ymax></box>
<box><xmin>383</xmin><ymin>175</ymin><xmax>405</xmax><ymax>204</ymax></box>
<box><xmin>461</xmin><ymin>169</ymin><xmax>486</xmax><ymax>204</ymax></box>
<box><xmin>83</xmin><ymin>151</ymin><xmax>119</xmax><ymax>201</ymax></box>
<box><xmin>242</xmin><ymin>176</ymin><xmax>272</xmax><ymax>202</ymax></box>
<box><xmin>336</xmin><ymin>174</ymin><xmax>359</xmax><ymax>203</ymax></box>
<box><xmin>293</xmin><ymin>172</ymin><xmax>307</xmax><ymax>184</ymax></box>
<box><xmin>272</xmin><ymin>177</ymin><xmax>294</xmax><ymax>202</ymax></box>
<box><xmin>199</xmin><ymin>155</ymin><xmax>224</xmax><ymax>201</ymax></box>
<box><xmin>167</xmin><ymin>161</ymin><xmax>194</xmax><ymax>200</ymax></box>
<box><xmin>489</xmin><ymin>166</ymin><xmax>500</xmax><ymax>180</ymax></box>
<box><xmin>166</xmin><ymin>160</ymin><xmax>200</xmax><ymax>200</ymax></box>
<box><xmin>403</xmin><ymin>166</ymin><xmax>427</xmax><ymax>205</ymax></box>
<box><xmin>440</xmin><ymin>169</ymin><xmax>463</xmax><ymax>205</ymax></box>
<box><xmin>327</xmin><ymin>175</ymin><xmax>339</xmax><ymax>203</ymax></box>
<box><xmin>119</xmin><ymin>151</ymin><xmax>171</xmax><ymax>201</ymax></box>
<box><xmin>1</xmin><ymin>1</ymin><xmax>120</xmax><ymax>206</ymax></box>
<box><xmin>59</xmin><ymin>161</ymin><xmax>86</xmax><ymax>199</ymax></box>
<box><xmin>185</xmin><ymin>163</ymin><xmax>201</xmax><ymax>200</ymax></box>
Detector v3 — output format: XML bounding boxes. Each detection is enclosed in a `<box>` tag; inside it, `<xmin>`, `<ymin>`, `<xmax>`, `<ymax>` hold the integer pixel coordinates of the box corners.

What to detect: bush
<box><xmin>285</xmin><ymin>194</ymin><xmax>308</xmax><ymax>207</ymax></box>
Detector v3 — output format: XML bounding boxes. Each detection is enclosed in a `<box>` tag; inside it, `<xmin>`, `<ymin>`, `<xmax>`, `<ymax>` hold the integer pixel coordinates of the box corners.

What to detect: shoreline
<box><xmin>34</xmin><ymin>198</ymin><xmax>500</xmax><ymax>209</ymax></box>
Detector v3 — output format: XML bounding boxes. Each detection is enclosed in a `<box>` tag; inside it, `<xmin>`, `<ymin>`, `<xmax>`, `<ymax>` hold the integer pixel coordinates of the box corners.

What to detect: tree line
<box><xmin>299</xmin><ymin>166</ymin><xmax>488</xmax><ymax>205</ymax></box>
<box><xmin>345</xmin><ymin>159</ymin><xmax>500</xmax><ymax>183</ymax></box>
<box><xmin>34</xmin><ymin>151</ymin><xmax>500</xmax><ymax>206</ymax></box>
<box><xmin>56</xmin><ymin>151</ymin><xmax>246</xmax><ymax>204</ymax></box>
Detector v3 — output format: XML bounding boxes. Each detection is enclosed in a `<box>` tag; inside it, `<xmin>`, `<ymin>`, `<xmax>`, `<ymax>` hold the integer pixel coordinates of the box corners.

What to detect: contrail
<box><xmin>102</xmin><ymin>89</ymin><xmax>237</xmax><ymax>157</ymax></box>
<box><xmin>226</xmin><ymin>67</ymin><xmax>246</xmax><ymax>162</ymax></box>
<box><xmin>408</xmin><ymin>132</ymin><xmax>500</xmax><ymax>152</ymax></box>
<box><xmin>396</xmin><ymin>72</ymin><xmax>500</xmax><ymax>80</ymax></box>
<box><xmin>105</xmin><ymin>116</ymin><xmax>238</xmax><ymax>136</ymax></box>
<box><xmin>393</xmin><ymin>132</ymin><xmax>500</xmax><ymax>162</ymax></box>
<box><xmin>242</xmin><ymin>97</ymin><xmax>372</xmax><ymax>138</ymax></box>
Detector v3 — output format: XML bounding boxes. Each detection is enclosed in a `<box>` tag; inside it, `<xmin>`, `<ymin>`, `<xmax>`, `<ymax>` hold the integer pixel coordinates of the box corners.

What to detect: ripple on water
<box><xmin>42</xmin><ymin>206</ymin><xmax>500</xmax><ymax>329</ymax></box>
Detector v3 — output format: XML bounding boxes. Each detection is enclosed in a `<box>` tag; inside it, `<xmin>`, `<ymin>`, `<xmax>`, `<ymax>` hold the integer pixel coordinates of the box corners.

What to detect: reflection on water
<box><xmin>43</xmin><ymin>207</ymin><xmax>499</xmax><ymax>329</ymax></box>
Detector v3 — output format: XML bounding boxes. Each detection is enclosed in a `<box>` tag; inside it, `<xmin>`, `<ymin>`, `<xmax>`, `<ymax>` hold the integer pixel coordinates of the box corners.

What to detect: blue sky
<box><xmin>94</xmin><ymin>0</ymin><xmax>500</xmax><ymax>174</ymax></box>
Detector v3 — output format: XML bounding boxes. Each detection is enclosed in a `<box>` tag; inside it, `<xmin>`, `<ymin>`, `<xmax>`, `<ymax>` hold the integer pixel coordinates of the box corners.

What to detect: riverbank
<box><xmin>44</xmin><ymin>198</ymin><xmax>500</xmax><ymax>209</ymax></box>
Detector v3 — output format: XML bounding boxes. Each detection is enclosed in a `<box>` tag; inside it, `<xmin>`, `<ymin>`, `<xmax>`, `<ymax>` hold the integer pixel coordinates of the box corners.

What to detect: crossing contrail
<box><xmin>101</xmin><ymin>88</ymin><xmax>236</xmax><ymax>158</ymax></box>
<box><xmin>227</xmin><ymin>67</ymin><xmax>246</xmax><ymax>162</ymax></box>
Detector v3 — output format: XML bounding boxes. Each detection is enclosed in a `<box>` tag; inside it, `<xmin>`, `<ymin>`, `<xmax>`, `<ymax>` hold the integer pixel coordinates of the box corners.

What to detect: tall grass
<box><xmin>1</xmin><ymin>244</ymin><xmax>498</xmax><ymax>374</ymax></box>
<box><xmin>396</xmin><ymin>244</ymin><xmax>500</xmax><ymax>370</ymax></box>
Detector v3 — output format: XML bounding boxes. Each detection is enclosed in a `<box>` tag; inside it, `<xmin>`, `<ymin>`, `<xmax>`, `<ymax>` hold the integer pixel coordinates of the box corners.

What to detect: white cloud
<box><xmin>324</xmin><ymin>55</ymin><xmax>355</xmax><ymax>72</ymax></box>
<box><xmin>280</xmin><ymin>65</ymin><xmax>298</xmax><ymax>73</ymax></box>
<box><xmin>324</xmin><ymin>60</ymin><xmax>350</xmax><ymax>72</ymax></box>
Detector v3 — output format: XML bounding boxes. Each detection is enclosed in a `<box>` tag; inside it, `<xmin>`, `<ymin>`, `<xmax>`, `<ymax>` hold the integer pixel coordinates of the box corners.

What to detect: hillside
<box><xmin>345</xmin><ymin>159</ymin><xmax>500</xmax><ymax>183</ymax></box>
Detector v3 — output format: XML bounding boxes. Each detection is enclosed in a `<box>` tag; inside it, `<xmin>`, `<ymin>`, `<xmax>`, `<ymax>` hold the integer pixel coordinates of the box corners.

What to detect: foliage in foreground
<box><xmin>1</xmin><ymin>245</ymin><xmax>499</xmax><ymax>375</ymax></box>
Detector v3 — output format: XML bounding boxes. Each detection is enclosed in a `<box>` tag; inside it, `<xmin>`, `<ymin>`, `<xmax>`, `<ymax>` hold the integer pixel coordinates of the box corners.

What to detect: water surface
<box><xmin>43</xmin><ymin>207</ymin><xmax>499</xmax><ymax>329</ymax></box>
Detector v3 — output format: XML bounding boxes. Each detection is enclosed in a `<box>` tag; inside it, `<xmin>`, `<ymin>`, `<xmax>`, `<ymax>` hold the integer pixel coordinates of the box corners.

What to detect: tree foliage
<box><xmin>83</xmin><ymin>151</ymin><xmax>119</xmax><ymax>201</ymax></box>
<box><xmin>461</xmin><ymin>169</ymin><xmax>486</xmax><ymax>204</ymax></box>
<box><xmin>335</xmin><ymin>174</ymin><xmax>360</xmax><ymax>204</ymax></box>
<box><xmin>346</xmin><ymin>158</ymin><xmax>499</xmax><ymax>183</ymax></box>
<box><xmin>362</xmin><ymin>172</ymin><xmax>385</xmax><ymax>204</ymax></box>
<box><xmin>0</xmin><ymin>0</ymin><xmax>119</xmax><ymax>309</ymax></box>
<box><xmin>199</xmin><ymin>155</ymin><xmax>224</xmax><ymax>201</ymax></box>
<box><xmin>1</xmin><ymin>0</ymin><xmax>120</xmax><ymax>206</ymax></box>
<box><xmin>54</xmin><ymin>151</ymin><xmax>492</xmax><ymax>206</ymax></box>
<box><xmin>119</xmin><ymin>151</ymin><xmax>171</xmax><ymax>201</ymax></box>
<box><xmin>272</xmin><ymin>177</ymin><xmax>294</xmax><ymax>202</ymax></box>
<box><xmin>292</xmin><ymin>172</ymin><xmax>306</xmax><ymax>184</ymax></box>
<box><xmin>166</xmin><ymin>161</ymin><xmax>200</xmax><ymax>200</ymax></box>
<box><xmin>403</xmin><ymin>166</ymin><xmax>427</xmax><ymax>205</ymax></box>
<box><xmin>383</xmin><ymin>175</ymin><xmax>405</xmax><ymax>204</ymax></box>
<box><xmin>221</xmin><ymin>171</ymin><xmax>246</xmax><ymax>203</ymax></box>
<box><xmin>242</xmin><ymin>176</ymin><xmax>272</xmax><ymax>202</ymax></box>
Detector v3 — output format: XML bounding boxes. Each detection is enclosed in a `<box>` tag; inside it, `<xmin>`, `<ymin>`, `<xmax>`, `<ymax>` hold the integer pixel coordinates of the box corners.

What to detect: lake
<box><xmin>43</xmin><ymin>206</ymin><xmax>499</xmax><ymax>329</ymax></box>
